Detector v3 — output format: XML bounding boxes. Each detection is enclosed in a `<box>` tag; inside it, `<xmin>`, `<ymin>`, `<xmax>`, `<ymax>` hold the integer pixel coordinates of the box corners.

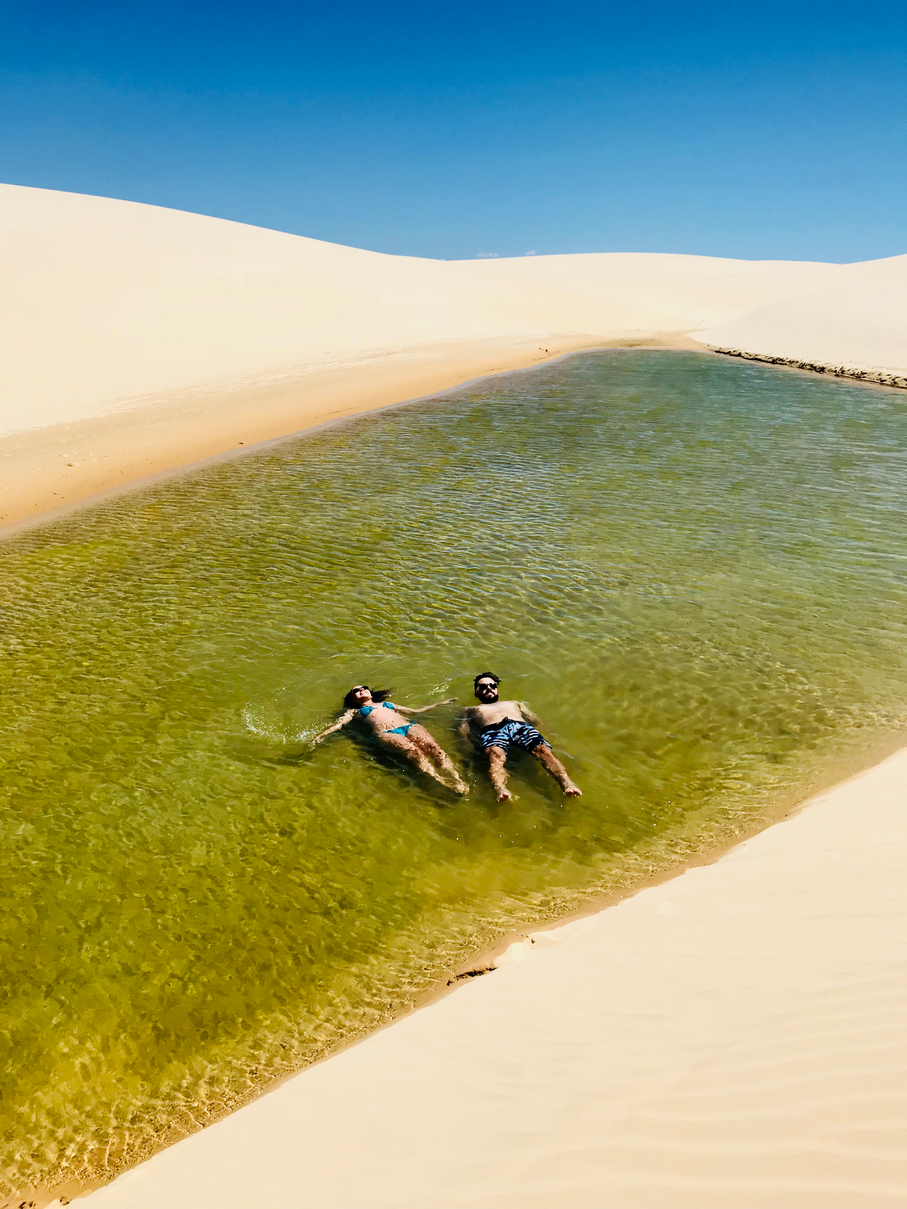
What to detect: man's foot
<box><xmin>563</xmin><ymin>782</ymin><xmax>582</xmax><ymax>797</ymax></box>
<box><xmin>496</xmin><ymin>788</ymin><xmax>513</xmax><ymax>802</ymax></box>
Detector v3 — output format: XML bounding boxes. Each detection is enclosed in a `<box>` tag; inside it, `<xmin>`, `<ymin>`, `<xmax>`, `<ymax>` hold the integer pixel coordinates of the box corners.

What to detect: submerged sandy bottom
<box><xmin>77</xmin><ymin>746</ymin><xmax>907</xmax><ymax>1208</ymax></box>
<box><xmin>7</xmin><ymin>351</ymin><xmax>907</xmax><ymax>1197</ymax></box>
<box><xmin>5</xmin><ymin>352</ymin><xmax>907</xmax><ymax>1201</ymax></box>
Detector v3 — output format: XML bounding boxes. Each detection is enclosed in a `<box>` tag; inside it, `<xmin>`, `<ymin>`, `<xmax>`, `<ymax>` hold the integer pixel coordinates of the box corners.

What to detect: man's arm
<box><xmin>518</xmin><ymin>701</ymin><xmax>543</xmax><ymax>726</ymax></box>
<box><xmin>395</xmin><ymin>697</ymin><xmax>457</xmax><ymax>715</ymax></box>
<box><xmin>312</xmin><ymin>709</ymin><xmax>355</xmax><ymax>744</ymax></box>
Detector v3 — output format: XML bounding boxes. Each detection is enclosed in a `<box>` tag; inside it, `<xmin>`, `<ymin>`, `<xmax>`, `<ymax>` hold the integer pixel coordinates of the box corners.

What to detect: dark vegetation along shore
<box><xmin>711</xmin><ymin>346</ymin><xmax>907</xmax><ymax>390</ymax></box>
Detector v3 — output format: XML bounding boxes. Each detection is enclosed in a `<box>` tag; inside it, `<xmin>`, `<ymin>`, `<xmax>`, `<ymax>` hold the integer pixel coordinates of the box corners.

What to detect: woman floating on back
<box><xmin>313</xmin><ymin>685</ymin><xmax>468</xmax><ymax>794</ymax></box>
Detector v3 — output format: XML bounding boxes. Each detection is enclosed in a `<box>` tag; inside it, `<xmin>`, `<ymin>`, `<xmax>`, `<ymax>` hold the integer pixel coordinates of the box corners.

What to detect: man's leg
<box><xmin>532</xmin><ymin>744</ymin><xmax>582</xmax><ymax>796</ymax></box>
<box><xmin>487</xmin><ymin>746</ymin><xmax>512</xmax><ymax>801</ymax></box>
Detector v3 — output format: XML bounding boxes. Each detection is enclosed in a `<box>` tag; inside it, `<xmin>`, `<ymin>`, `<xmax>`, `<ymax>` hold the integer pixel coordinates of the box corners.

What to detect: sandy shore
<box><xmin>6</xmin><ymin>183</ymin><xmax>904</xmax><ymax>531</ymax></box>
<box><xmin>64</xmin><ymin>746</ymin><xmax>907</xmax><ymax>1209</ymax></box>
<box><xmin>0</xmin><ymin>331</ymin><xmax>695</xmax><ymax>535</ymax></box>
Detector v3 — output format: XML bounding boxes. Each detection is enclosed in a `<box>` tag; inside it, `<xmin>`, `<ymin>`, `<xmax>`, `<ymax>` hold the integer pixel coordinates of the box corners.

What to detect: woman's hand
<box><xmin>312</xmin><ymin>709</ymin><xmax>354</xmax><ymax>740</ymax></box>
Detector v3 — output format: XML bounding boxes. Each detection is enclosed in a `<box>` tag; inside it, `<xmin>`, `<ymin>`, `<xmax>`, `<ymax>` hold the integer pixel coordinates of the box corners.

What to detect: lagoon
<box><xmin>2</xmin><ymin>351</ymin><xmax>906</xmax><ymax>1193</ymax></box>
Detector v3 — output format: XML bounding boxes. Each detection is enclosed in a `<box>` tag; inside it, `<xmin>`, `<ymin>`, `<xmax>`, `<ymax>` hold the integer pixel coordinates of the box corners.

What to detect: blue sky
<box><xmin>3</xmin><ymin>0</ymin><xmax>906</xmax><ymax>261</ymax></box>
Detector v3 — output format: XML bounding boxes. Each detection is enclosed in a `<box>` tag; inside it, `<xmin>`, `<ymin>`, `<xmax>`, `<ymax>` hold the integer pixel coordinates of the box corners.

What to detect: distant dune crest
<box><xmin>3</xmin><ymin>184</ymin><xmax>904</xmax><ymax>438</ymax></box>
<box><xmin>1</xmin><ymin>185</ymin><xmax>904</xmax><ymax>531</ymax></box>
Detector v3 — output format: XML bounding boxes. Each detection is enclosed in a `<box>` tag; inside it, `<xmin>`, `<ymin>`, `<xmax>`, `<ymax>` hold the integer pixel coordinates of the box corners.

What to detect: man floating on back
<box><xmin>460</xmin><ymin>672</ymin><xmax>582</xmax><ymax>802</ymax></box>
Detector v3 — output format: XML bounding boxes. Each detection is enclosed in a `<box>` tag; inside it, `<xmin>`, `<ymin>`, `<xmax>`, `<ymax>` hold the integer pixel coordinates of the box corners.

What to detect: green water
<box><xmin>2</xmin><ymin>351</ymin><xmax>907</xmax><ymax>1191</ymax></box>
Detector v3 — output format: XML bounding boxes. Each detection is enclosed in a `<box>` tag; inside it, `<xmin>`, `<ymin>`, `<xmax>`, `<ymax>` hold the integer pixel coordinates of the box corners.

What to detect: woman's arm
<box><xmin>394</xmin><ymin>697</ymin><xmax>457</xmax><ymax>715</ymax></box>
<box><xmin>312</xmin><ymin>709</ymin><xmax>355</xmax><ymax>744</ymax></box>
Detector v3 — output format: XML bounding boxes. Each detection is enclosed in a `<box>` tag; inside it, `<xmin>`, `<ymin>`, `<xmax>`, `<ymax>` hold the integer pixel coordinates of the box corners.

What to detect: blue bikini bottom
<box><xmin>378</xmin><ymin>722</ymin><xmax>415</xmax><ymax>738</ymax></box>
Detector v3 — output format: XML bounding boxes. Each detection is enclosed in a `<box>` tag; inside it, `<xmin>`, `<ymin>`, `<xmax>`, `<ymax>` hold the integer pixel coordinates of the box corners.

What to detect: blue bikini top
<box><xmin>359</xmin><ymin>701</ymin><xmax>395</xmax><ymax>716</ymax></box>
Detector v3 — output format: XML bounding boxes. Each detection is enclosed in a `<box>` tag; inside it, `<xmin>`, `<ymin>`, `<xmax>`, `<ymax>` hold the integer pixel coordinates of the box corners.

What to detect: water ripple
<box><xmin>1</xmin><ymin>351</ymin><xmax>906</xmax><ymax>1191</ymax></box>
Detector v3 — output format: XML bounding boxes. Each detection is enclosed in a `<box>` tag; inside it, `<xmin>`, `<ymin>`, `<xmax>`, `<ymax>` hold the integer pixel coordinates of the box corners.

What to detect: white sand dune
<box><xmin>6</xmin><ymin>184</ymin><xmax>902</xmax><ymax>528</ymax></box>
<box><xmin>694</xmin><ymin>254</ymin><xmax>907</xmax><ymax>381</ymax></box>
<box><xmin>74</xmin><ymin>748</ymin><xmax>907</xmax><ymax>1209</ymax></box>
<box><xmin>0</xmin><ymin>184</ymin><xmax>847</xmax><ymax>435</ymax></box>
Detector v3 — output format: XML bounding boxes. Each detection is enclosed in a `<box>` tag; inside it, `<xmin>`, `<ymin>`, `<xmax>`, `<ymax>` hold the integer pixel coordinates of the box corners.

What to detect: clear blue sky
<box><xmin>3</xmin><ymin>0</ymin><xmax>906</xmax><ymax>261</ymax></box>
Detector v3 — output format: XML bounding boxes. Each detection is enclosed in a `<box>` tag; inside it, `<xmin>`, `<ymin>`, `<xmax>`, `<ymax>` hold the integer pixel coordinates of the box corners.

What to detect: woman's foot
<box><xmin>434</xmin><ymin>761</ymin><xmax>468</xmax><ymax>794</ymax></box>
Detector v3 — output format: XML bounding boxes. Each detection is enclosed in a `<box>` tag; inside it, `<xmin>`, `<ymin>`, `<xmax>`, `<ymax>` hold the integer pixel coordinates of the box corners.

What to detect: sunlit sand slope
<box><xmin>78</xmin><ymin>747</ymin><xmax>907</xmax><ymax>1209</ymax></box>
<box><xmin>1</xmin><ymin>184</ymin><xmax>845</xmax><ymax>435</ymax></box>
<box><xmin>695</xmin><ymin>254</ymin><xmax>907</xmax><ymax>383</ymax></box>
<box><xmin>8</xmin><ymin>184</ymin><xmax>905</xmax><ymax>527</ymax></box>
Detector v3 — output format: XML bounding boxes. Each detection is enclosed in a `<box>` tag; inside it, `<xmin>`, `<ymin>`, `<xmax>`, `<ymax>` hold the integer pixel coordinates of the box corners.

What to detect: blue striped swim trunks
<box><xmin>478</xmin><ymin>719</ymin><xmax>550</xmax><ymax>754</ymax></box>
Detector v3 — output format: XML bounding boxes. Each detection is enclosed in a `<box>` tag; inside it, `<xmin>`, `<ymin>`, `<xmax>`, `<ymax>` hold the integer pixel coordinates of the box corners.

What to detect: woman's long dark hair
<box><xmin>343</xmin><ymin>685</ymin><xmax>392</xmax><ymax>710</ymax></box>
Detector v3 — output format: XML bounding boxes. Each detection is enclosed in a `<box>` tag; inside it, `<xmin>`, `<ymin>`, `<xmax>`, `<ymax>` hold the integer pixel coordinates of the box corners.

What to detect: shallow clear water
<box><xmin>2</xmin><ymin>351</ymin><xmax>906</xmax><ymax>1191</ymax></box>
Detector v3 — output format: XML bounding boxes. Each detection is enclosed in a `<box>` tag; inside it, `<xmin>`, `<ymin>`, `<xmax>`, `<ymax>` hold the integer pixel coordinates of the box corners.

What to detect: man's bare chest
<box><xmin>473</xmin><ymin>701</ymin><xmax>524</xmax><ymax>727</ymax></box>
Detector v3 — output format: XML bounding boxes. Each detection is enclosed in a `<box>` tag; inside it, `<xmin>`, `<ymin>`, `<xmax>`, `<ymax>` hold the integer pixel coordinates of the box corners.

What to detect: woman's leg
<box><xmin>408</xmin><ymin>725</ymin><xmax>468</xmax><ymax>793</ymax></box>
<box><xmin>376</xmin><ymin>732</ymin><xmax>449</xmax><ymax>787</ymax></box>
